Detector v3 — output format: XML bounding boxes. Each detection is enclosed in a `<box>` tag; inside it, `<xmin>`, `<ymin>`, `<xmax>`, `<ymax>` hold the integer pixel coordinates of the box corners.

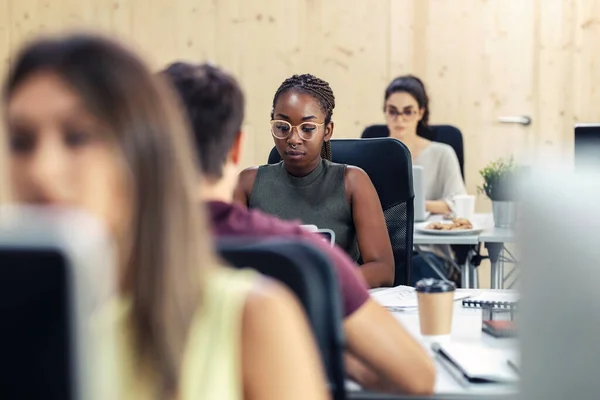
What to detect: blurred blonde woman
<box><xmin>2</xmin><ymin>33</ymin><xmax>328</xmax><ymax>400</ymax></box>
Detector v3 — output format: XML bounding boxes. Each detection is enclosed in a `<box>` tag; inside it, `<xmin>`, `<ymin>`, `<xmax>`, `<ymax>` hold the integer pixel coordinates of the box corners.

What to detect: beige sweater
<box><xmin>414</xmin><ymin>142</ymin><xmax>467</xmax><ymax>259</ymax></box>
<box><xmin>414</xmin><ymin>142</ymin><xmax>466</xmax><ymax>206</ymax></box>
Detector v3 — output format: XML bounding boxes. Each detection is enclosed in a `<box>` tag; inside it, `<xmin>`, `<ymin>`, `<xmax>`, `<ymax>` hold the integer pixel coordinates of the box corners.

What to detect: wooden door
<box><xmin>390</xmin><ymin>0</ymin><xmax>536</xmax><ymax>211</ymax></box>
<box><xmin>390</xmin><ymin>0</ymin><xmax>600</xmax><ymax>211</ymax></box>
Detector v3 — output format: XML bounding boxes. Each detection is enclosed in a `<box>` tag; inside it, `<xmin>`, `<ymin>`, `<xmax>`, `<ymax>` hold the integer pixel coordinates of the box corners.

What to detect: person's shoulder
<box><xmin>208</xmin><ymin>266</ymin><xmax>260</xmax><ymax>294</ymax></box>
<box><xmin>240</xmin><ymin>275</ymin><xmax>308</xmax><ymax>349</ymax></box>
<box><xmin>343</xmin><ymin>164</ymin><xmax>372</xmax><ymax>190</ymax></box>
<box><xmin>243</xmin><ymin>276</ymin><xmax>295</xmax><ymax>315</ymax></box>
<box><xmin>241</xmin><ymin>162</ymin><xmax>284</xmax><ymax>181</ymax></box>
<box><xmin>208</xmin><ymin>268</ymin><xmax>296</xmax><ymax>316</ymax></box>
<box><xmin>344</xmin><ymin>165</ymin><xmax>368</xmax><ymax>178</ymax></box>
<box><xmin>237</xmin><ymin>166</ymin><xmax>261</xmax><ymax>193</ymax></box>
<box><xmin>428</xmin><ymin>141</ymin><xmax>456</xmax><ymax>158</ymax></box>
<box><xmin>239</xmin><ymin>165</ymin><xmax>260</xmax><ymax>180</ymax></box>
<box><xmin>323</xmin><ymin>159</ymin><xmax>345</xmax><ymax>168</ymax></box>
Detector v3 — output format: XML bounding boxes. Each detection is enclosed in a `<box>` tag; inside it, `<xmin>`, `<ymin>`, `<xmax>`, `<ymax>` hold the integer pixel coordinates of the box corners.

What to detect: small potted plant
<box><xmin>478</xmin><ymin>156</ymin><xmax>521</xmax><ymax>228</ymax></box>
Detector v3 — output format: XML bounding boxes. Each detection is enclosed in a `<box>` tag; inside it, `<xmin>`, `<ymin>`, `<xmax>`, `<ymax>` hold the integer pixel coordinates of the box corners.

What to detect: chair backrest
<box><xmin>361</xmin><ymin>124</ymin><xmax>465</xmax><ymax>180</ymax></box>
<box><xmin>267</xmin><ymin>138</ymin><xmax>414</xmax><ymax>286</ymax></box>
<box><xmin>217</xmin><ymin>237</ymin><xmax>346</xmax><ymax>400</ymax></box>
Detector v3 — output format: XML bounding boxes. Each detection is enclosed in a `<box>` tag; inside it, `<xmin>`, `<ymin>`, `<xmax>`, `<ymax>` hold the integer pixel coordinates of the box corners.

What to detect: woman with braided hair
<box><xmin>235</xmin><ymin>74</ymin><xmax>395</xmax><ymax>288</ymax></box>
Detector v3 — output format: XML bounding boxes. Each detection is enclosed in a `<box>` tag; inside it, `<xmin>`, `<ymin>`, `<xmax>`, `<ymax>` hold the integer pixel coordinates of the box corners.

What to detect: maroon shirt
<box><xmin>207</xmin><ymin>200</ymin><xmax>369</xmax><ymax>317</ymax></box>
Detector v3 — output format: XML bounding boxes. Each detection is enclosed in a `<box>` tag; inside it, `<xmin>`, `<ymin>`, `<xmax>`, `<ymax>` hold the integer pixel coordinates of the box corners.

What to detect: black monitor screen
<box><xmin>0</xmin><ymin>249</ymin><xmax>72</xmax><ymax>399</ymax></box>
<box><xmin>575</xmin><ymin>124</ymin><xmax>600</xmax><ymax>169</ymax></box>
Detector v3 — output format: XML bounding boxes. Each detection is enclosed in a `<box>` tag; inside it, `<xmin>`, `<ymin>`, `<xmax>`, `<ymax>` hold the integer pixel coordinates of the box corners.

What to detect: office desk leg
<box><xmin>498</xmin><ymin>248</ymin><xmax>505</xmax><ymax>289</ymax></box>
<box><xmin>461</xmin><ymin>259</ymin><xmax>470</xmax><ymax>288</ymax></box>
<box><xmin>469</xmin><ymin>259</ymin><xmax>478</xmax><ymax>289</ymax></box>
<box><xmin>486</xmin><ymin>243</ymin><xmax>504</xmax><ymax>289</ymax></box>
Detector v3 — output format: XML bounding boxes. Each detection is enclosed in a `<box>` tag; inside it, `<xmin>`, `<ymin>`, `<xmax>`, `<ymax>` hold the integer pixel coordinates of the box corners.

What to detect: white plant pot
<box><xmin>492</xmin><ymin>201</ymin><xmax>516</xmax><ymax>228</ymax></box>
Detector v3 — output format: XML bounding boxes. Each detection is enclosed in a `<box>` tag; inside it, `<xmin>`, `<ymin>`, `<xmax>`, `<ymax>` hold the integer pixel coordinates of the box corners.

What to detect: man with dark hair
<box><xmin>161</xmin><ymin>62</ymin><xmax>435</xmax><ymax>395</ymax></box>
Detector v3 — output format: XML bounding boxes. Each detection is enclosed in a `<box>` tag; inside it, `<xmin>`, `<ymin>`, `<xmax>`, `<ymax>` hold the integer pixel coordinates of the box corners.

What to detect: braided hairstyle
<box><xmin>271</xmin><ymin>74</ymin><xmax>335</xmax><ymax>160</ymax></box>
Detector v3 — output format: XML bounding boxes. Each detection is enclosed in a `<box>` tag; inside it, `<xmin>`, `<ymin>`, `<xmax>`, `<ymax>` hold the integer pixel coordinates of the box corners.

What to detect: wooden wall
<box><xmin>1</xmin><ymin>0</ymin><xmax>600</xmax><ymax>202</ymax></box>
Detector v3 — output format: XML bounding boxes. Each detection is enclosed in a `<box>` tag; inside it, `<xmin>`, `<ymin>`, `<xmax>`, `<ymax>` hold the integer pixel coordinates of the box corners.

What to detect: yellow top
<box><xmin>93</xmin><ymin>267</ymin><xmax>258</xmax><ymax>400</ymax></box>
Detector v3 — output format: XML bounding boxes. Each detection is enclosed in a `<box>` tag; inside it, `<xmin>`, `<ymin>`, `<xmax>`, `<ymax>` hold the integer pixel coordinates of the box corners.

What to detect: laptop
<box><xmin>413</xmin><ymin>166</ymin><xmax>431</xmax><ymax>222</ymax></box>
<box><xmin>315</xmin><ymin>228</ymin><xmax>336</xmax><ymax>247</ymax></box>
<box><xmin>300</xmin><ymin>225</ymin><xmax>336</xmax><ymax>247</ymax></box>
<box><xmin>574</xmin><ymin>123</ymin><xmax>600</xmax><ymax>169</ymax></box>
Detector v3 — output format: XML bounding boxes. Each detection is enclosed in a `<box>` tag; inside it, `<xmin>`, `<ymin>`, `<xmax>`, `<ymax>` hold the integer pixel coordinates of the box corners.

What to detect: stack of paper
<box><xmin>369</xmin><ymin>285</ymin><xmax>472</xmax><ymax>310</ymax></box>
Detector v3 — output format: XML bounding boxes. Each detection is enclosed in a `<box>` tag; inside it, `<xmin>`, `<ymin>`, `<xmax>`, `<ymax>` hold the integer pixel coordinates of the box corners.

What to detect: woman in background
<box><xmin>235</xmin><ymin>74</ymin><xmax>395</xmax><ymax>288</ymax></box>
<box><xmin>2</xmin><ymin>33</ymin><xmax>327</xmax><ymax>400</ymax></box>
<box><xmin>383</xmin><ymin>75</ymin><xmax>466</xmax><ymax>284</ymax></box>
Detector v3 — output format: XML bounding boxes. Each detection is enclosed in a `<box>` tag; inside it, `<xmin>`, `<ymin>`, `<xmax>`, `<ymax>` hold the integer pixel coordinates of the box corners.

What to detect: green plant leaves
<box><xmin>477</xmin><ymin>156</ymin><xmax>521</xmax><ymax>201</ymax></box>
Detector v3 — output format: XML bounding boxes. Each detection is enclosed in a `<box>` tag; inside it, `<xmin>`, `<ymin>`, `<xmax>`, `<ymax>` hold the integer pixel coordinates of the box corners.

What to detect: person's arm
<box><xmin>295</xmin><ymin>225</ymin><xmax>434</xmax><ymax>394</ymax></box>
<box><xmin>425</xmin><ymin>147</ymin><xmax>466</xmax><ymax>215</ymax></box>
<box><xmin>344</xmin><ymin>299</ymin><xmax>436</xmax><ymax>395</ymax></box>
<box><xmin>298</xmin><ymin>227</ymin><xmax>370</xmax><ymax>316</ymax></box>
<box><xmin>233</xmin><ymin>167</ymin><xmax>258</xmax><ymax>208</ymax></box>
<box><xmin>425</xmin><ymin>200</ymin><xmax>451</xmax><ymax>214</ymax></box>
<box><xmin>345</xmin><ymin>166</ymin><xmax>395</xmax><ymax>287</ymax></box>
<box><xmin>242</xmin><ymin>279</ymin><xmax>329</xmax><ymax>400</ymax></box>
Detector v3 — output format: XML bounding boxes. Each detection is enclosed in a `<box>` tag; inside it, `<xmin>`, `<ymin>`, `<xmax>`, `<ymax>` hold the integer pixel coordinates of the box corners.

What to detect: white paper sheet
<box><xmin>369</xmin><ymin>285</ymin><xmax>473</xmax><ymax>309</ymax></box>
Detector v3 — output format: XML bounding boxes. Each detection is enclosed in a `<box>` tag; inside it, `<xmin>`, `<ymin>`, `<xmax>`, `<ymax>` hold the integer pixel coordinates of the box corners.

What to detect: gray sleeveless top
<box><xmin>249</xmin><ymin>160</ymin><xmax>360</xmax><ymax>262</ymax></box>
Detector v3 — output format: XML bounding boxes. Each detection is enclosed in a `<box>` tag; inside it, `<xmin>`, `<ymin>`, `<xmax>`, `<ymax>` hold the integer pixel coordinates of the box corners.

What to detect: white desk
<box><xmin>414</xmin><ymin>214</ymin><xmax>516</xmax><ymax>289</ymax></box>
<box><xmin>394</xmin><ymin>290</ymin><xmax>518</xmax><ymax>395</ymax></box>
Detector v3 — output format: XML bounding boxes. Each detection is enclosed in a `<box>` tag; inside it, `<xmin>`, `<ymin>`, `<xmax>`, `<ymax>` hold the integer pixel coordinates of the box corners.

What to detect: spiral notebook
<box><xmin>462</xmin><ymin>292</ymin><xmax>518</xmax><ymax>309</ymax></box>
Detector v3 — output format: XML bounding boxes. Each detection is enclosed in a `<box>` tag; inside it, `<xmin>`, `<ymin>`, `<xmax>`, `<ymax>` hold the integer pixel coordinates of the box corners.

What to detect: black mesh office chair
<box><xmin>361</xmin><ymin>124</ymin><xmax>472</xmax><ymax>275</ymax></box>
<box><xmin>361</xmin><ymin>124</ymin><xmax>465</xmax><ymax>179</ymax></box>
<box><xmin>217</xmin><ymin>237</ymin><xmax>346</xmax><ymax>400</ymax></box>
<box><xmin>268</xmin><ymin>138</ymin><xmax>414</xmax><ymax>286</ymax></box>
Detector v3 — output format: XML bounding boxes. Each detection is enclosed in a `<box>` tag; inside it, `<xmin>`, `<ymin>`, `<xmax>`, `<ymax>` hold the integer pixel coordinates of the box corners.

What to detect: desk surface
<box><xmin>393</xmin><ymin>290</ymin><xmax>518</xmax><ymax>395</ymax></box>
<box><xmin>414</xmin><ymin>214</ymin><xmax>515</xmax><ymax>245</ymax></box>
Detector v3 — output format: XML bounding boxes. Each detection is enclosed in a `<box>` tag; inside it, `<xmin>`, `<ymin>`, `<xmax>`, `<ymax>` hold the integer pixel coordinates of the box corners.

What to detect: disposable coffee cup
<box><xmin>453</xmin><ymin>194</ymin><xmax>475</xmax><ymax>220</ymax></box>
<box><xmin>416</xmin><ymin>278</ymin><xmax>456</xmax><ymax>336</ymax></box>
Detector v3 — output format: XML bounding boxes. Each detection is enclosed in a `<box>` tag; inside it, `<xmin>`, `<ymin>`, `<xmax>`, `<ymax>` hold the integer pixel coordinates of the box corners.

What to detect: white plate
<box><xmin>415</xmin><ymin>221</ymin><xmax>484</xmax><ymax>236</ymax></box>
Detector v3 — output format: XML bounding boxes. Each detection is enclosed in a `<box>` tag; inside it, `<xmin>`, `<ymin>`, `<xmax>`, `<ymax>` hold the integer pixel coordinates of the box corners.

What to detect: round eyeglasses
<box><xmin>270</xmin><ymin>120</ymin><xmax>325</xmax><ymax>141</ymax></box>
<box><xmin>385</xmin><ymin>107</ymin><xmax>419</xmax><ymax>121</ymax></box>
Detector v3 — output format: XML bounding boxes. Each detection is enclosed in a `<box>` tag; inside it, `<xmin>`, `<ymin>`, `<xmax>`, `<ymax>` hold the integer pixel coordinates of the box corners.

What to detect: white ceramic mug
<box><xmin>453</xmin><ymin>194</ymin><xmax>475</xmax><ymax>220</ymax></box>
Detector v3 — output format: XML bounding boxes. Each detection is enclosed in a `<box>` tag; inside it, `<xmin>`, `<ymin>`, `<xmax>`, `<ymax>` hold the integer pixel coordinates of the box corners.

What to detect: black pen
<box><xmin>432</xmin><ymin>344</ymin><xmax>470</xmax><ymax>388</ymax></box>
<box><xmin>507</xmin><ymin>359</ymin><xmax>519</xmax><ymax>375</ymax></box>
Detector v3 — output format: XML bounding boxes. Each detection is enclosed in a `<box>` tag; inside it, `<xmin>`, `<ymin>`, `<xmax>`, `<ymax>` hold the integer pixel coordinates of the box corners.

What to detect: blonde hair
<box><xmin>4</xmin><ymin>33</ymin><xmax>216</xmax><ymax>396</ymax></box>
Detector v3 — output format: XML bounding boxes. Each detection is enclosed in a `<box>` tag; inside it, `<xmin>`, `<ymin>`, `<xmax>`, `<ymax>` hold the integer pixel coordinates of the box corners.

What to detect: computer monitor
<box><xmin>0</xmin><ymin>248</ymin><xmax>73</xmax><ymax>398</ymax></box>
<box><xmin>574</xmin><ymin>123</ymin><xmax>600</xmax><ymax>169</ymax></box>
<box><xmin>0</xmin><ymin>206</ymin><xmax>118</xmax><ymax>400</ymax></box>
<box><xmin>519</xmin><ymin>167</ymin><xmax>600</xmax><ymax>399</ymax></box>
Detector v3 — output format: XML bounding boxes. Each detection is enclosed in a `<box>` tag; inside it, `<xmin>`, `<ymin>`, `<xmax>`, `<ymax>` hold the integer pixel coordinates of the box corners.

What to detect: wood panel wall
<box><xmin>1</xmin><ymin>0</ymin><xmax>600</xmax><ymax>197</ymax></box>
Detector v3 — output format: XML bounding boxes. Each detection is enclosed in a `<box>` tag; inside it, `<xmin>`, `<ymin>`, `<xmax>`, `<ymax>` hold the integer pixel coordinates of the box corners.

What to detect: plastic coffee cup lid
<box><xmin>415</xmin><ymin>278</ymin><xmax>456</xmax><ymax>293</ymax></box>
